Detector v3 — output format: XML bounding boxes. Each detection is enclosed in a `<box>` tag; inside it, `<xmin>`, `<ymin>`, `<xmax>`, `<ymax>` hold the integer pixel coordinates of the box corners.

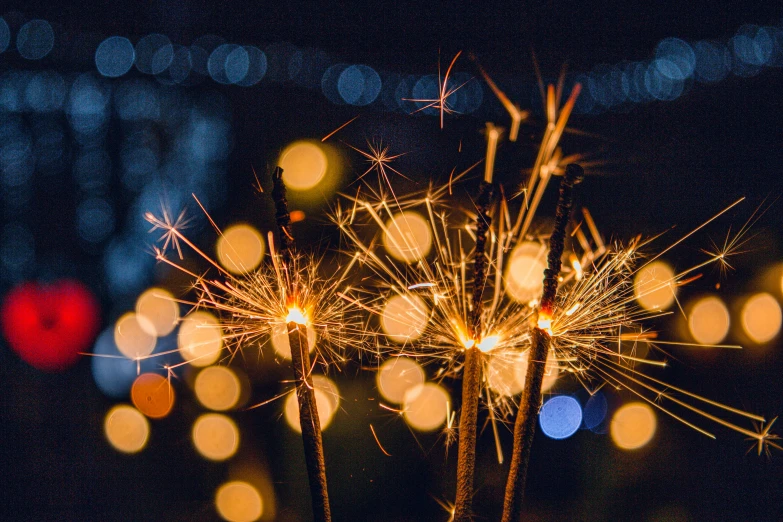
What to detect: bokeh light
<box><xmin>539</xmin><ymin>395</ymin><xmax>582</xmax><ymax>440</ymax></box>
<box><xmin>192</xmin><ymin>413</ymin><xmax>240</xmax><ymax>461</ymax></box>
<box><xmin>76</xmin><ymin>197</ymin><xmax>115</xmax><ymax>243</ymax></box>
<box><xmin>215</xmin><ymin>481</ymin><xmax>263</xmax><ymax>522</ymax></box>
<box><xmin>634</xmin><ymin>261</ymin><xmax>676</xmax><ymax>311</ymax></box>
<box><xmin>0</xmin><ymin>18</ymin><xmax>9</xmax><ymax>54</ymax></box>
<box><xmin>195</xmin><ymin>365</ymin><xmax>242</xmax><ymax>411</ymax></box>
<box><xmin>284</xmin><ymin>375</ymin><xmax>340</xmax><ymax>432</ymax></box>
<box><xmin>337</xmin><ymin>64</ymin><xmax>382</xmax><ymax>106</ymax></box>
<box><xmin>611</xmin><ymin>402</ymin><xmax>657</xmax><ymax>450</ymax></box>
<box><xmin>380</xmin><ymin>294</ymin><xmax>429</xmax><ymax>343</ymax></box>
<box><xmin>95</xmin><ymin>36</ymin><xmax>135</xmax><ymax>78</ymax></box>
<box><xmin>114</xmin><ymin>312</ymin><xmax>157</xmax><ymax>360</ymax></box>
<box><xmin>16</xmin><ymin>20</ymin><xmax>54</xmax><ymax>60</ymax></box>
<box><xmin>377</xmin><ymin>356</ymin><xmax>426</xmax><ymax>403</ymax></box>
<box><xmin>487</xmin><ymin>350</ymin><xmax>524</xmax><ymax>397</ymax></box>
<box><xmin>278</xmin><ymin>141</ymin><xmax>328</xmax><ymax>191</ymax></box>
<box><xmin>270</xmin><ymin>321</ymin><xmax>316</xmax><ymax>359</ymax></box>
<box><xmin>178</xmin><ymin>311</ymin><xmax>223</xmax><ymax>366</ymax></box>
<box><xmin>135</xmin><ymin>287</ymin><xmax>179</xmax><ymax>337</ymax></box>
<box><xmin>402</xmin><ymin>382</ymin><xmax>449</xmax><ymax>432</ymax></box>
<box><xmin>688</xmin><ymin>296</ymin><xmax>730</xmax><ymax>345</ymax></box>
<box><xmin>382</xmin><ymin>211</ymin><xmax>432</xmax><ymax>263</ymax></box>
<box><xmin>92</xmin><ymin>327</ymin><xmax>181</xmax><ymax>398</ymax></box>
<box><xmin>104</xmin><ymin>404</ymin><xmax>150</xmax><ymax>454</ymax></box>
<box><xmin>741</xmin><ymin>292</ymin><xmax>782</xmax><ymax>344</ymax></box>
<box><xmin>135</xmin><ymin>34</ymin><xmax>172</xmax><ymax>75</ymax></box>
<box><xmin>583</xmin><ymin>392</ymin><xmax>608</xmax><ymax>431</ymax></box>
<box><xmin>216</xmin><ymin>224</ymin><xmax>265</xmax><ymax>274</ymax></box>
<box><xmin>505</xmin><ymin>241</ymin><xmax>547</xmax><ymax>303</ymax></box>
<box><xmin>131</xmin><ymin>373</ymin><xmax>175</xmax><ymax>419</ymax></box>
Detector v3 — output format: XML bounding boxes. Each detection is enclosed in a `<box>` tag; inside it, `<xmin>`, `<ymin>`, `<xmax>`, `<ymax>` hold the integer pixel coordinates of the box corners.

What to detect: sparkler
<box><xmin>501</xmin><ymin>163</ymin><xmax>582</xmax><ymax>522</ymax></box>
<box><xmin>336</xmin><ymin>78</ymin><xmax>587</xmax><ymax>521</ymax></box>
<box><xmin>145</xmin><ymin>166</ymin><xmax>370</xmax><ymax>522</ymax></box>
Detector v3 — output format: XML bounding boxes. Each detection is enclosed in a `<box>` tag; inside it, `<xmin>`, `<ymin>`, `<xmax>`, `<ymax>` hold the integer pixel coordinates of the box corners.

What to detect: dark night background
<box><xmin>1</xmin><ymin>1</ymin><xmax>782</xmax><ymax>521</ymax></box>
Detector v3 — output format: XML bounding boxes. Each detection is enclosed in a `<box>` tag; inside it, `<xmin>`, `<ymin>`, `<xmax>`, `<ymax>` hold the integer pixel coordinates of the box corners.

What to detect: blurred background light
<box><xmin>655</xmin><ymin>38</ymin><xmax>696</xmax><ymax>80</ymax></box>
<box><xmin>195</xmin><ymin>366</ymin><xmax>241</xmax><ymax>411</ymax></box>
<box><xmin>216</xmin><ymin>223</ymin><xmax>265</xmax><ymax>274</ymax></box>
<box><xmin>178</xmin><ymin>311</ymin><xmax>223</xmax><ymax>366</ymax></box>
<box><xmin>741</xmin><ymin>292</ymin><xmax>782</xmax><ymax>344</ymax></box>
<box><xmin>114</xmin><ymin>312</ymin><xmax>157</xmax><ymax>360</ymax></box>
<box><xmin>66</xmin><ymin>73</ymin><xmax>110</xmax><ymax>137</ymax></box>
<box><xmin>487</xmin><ymin>350</ymin><xmax>525</xmax><ymax>397</ymax></box>
<box><xmin>505</xmin><ymin>241</ymin><xmax>547</xmax><ymax>303</ymax></box>
<box><xmin>0</xmin><ymin>131</ymin><xmax>34</xmax><ymax>188</ymax></box>
<box><xmin>539</xmin><ymin>395</ymin><xmax>582</xmax><ymax>440</ymax></box>
<box><xmin>0</xmin><ymin>18</ymin><xmax>9</xmax><ymax>53</ymax></box>
<box><xmin>114</xmin><ymin>80</ymin><xmax>160</xmax><ymax>121</ymax></box>
<box><xmin>270</xmin><ymin>321</ymin><xmax>316</xmax><ymax>359</ymax></box>
<box><xmin>16</xmin><ymin>19</ymin><xmax>54</xmax><ymax>60</ymax></box>
<box><xmin>278</xmin><ymin>141</ymin><xmax>328</xmax><ymax>191</ymax></box>
<box><xmin>76</xmin><ymin>197</ymin><xmax>115</xmax><ymax>243</ymax></box>
<box><xmin>208</xmin><ymin>43</ymin><xmax>242</xmax><ymax>84</ymax></box>
<box><xmin>135</xmin><ymin>287</ymin><xmax>179</xmax><ymax>337</ymax></box>
<box><xmin>95</xmin><ymin>36</ymin><xmax>135</xmax><ymax>78</ymax></box>
<box><xmin>611</xmin><ymin>402</ymin><xmax>657</xmax><ymax>450</ymax></box>
<box><xmin>135</xmin><ymin>34</ymin><xmax>172</xmax><ymax>75</ymax></box>
<box><xmin>377</xmin><ymin>356</ymin><xmax>425</xmax><ymax>404</ymax></box>
<box><xmin>634</xmin><ymin>260</ymin><xmax>676</xmax><ymax>311</ymax></box>
<box><xmin>402</xmin><ymin>382</ymin><xmax>449</xmax><ymax>432</ymax></box>
<box><xmin>72</xmin><ymin>147</ymin><xmax>111</xmax><ymax>191</ymax></box>
<box><xmin>321</xmin><ymin>63</ymin><xmax>350</xmax><ymax>105</ymax></box>
<box><xmin>104</xmin><ymin>235</ymin><xmax>153</xmax><ymax>298</ymax></box>
<box><xmin>284</xmin><ymin>375</ymin><xmax>340</xmax><ymax>432</ymax></box>
<box><xmin>380</xmin><ymin>294</ymin><xmax>429</xmax><ymax>343</ymax></box>
<box><xmin>337</xmin><ymin>64</ymin><xmax>382</xmax><ymax>106</ymax></box>
<box><xmin>382</xmin><ymin>211</ymin><xmax>432</xmax><ymax>263</ymax></box>
<box><xmin>235</xmin><ymin>46</ymin><xmax>267</xmax><ymax>86</ymax></box>
<box><xmin>693</xmin><ymin>41</ymin><xmax>731</xmax><ymax>83</ymax></box>
<box><xmin>92</xmin><ymin>327</ymin><xmax>181</xmax><ymax>398</ymax></box>
<box><xmin>24</xmin><ymin>71</ymin><xmax>66</xmax><ymax>112</ymax></box>
<box><xmin>192</xmin><ymin>413</ymin><xmax>240</xmax><ymax>461</ymax></box>
<box><xmin>131</xmin><ymin>373</ymin><xmax>175</xmax><ymax>419</ymax></box>
<box><xmin>583</xmin><ymin>392</ymin><xmax>608</xmax><ymax>431</ymax></box>
<box><xmin>224</xmin><ymin>46</ymin><xmax>250</xmax><ymax>84</ymax></box>
<box><xmin>215</xmin><ymin>481</ymin><xmax>263</xmax><ymax>522</ymax></box>
<box><xmin>104</xmin><ymin>404</ymin><xmax>150</xmax><ymax>454</ymax></box>
<box><xmin>688</xmin><ymin>296</ymin><xmax>730</xmax><ymax>345</ymax></box>
<box><xmin>0</xmin><ymin>222</ymin><xmax>34</xmax><ymax>276</ymax></box>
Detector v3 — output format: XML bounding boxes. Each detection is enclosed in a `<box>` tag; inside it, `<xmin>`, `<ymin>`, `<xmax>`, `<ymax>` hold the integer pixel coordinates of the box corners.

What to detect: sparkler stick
<box><xmin>501</xmin><ymin>163</ymin><xmax>583</xmax><ymax>522</ymax></box>
<box><xmin>453</xmin><ymin>176</ymin><xmax>494</xmax><ymax>521</ymax></box>
<box><xmin>271</xmin><ymin>166</ymin><xmax>332</xmax><ymax>522</ymax></box>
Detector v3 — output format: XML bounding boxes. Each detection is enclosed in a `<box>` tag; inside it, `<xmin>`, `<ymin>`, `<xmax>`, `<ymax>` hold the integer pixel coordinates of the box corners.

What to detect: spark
<box><xmin>747</xmin><ymin>417</ymin><xmax>782</xmax><ymax>457</ymax></box>
<box><xmin>403</xmin><ymin>51</ymin><xmax>472</xmax><ymax>129</ymax></box>
<box><xmin>322</xmin><ymin>115</ymin><xmax>359</xmax><ymax>142</ymax></box>
<box><xmin>370</xmin><ymin>424</ymin><xmax>392</xmax><ymax>456</ymax></box>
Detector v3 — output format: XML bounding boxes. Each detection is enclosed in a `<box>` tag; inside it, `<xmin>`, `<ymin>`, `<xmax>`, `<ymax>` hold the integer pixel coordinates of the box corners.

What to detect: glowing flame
<box><xmin>537</xmin><ymin>313</ymin><xmax>553</xmax><ymax>335</ymax></box>
<box><xmin>286</xmin><ymin>306</ymin><xmax>308</xmax><ymax>325</ymax></box>
<box><xmin>477</xmin><ymin>335</ymin><xmax>500</xmax><ymax>353</ymax></box>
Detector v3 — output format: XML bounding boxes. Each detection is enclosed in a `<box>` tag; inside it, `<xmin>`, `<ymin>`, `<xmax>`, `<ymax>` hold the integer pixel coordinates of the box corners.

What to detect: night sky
<box><xmin>1</xmin><ymin>1</ymin><xmax>782</xmax><ymax>521</ymax></box>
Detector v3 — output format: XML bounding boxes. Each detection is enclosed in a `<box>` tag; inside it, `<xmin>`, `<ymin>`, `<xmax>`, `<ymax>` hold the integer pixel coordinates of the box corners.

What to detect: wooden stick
<box><xmin>501</xmin><ymin>164</ymin><xmax>583</xmax><ymax>522</ymax></box>
<box><xmin>271</xmin><ymin>166</ymin><xmax>332</xmax><ymax>522</ymax></box>
<box><xmin>454</xmin><ymin>179</ymin><xmax>494</xmax><ymax>521</ymax></box>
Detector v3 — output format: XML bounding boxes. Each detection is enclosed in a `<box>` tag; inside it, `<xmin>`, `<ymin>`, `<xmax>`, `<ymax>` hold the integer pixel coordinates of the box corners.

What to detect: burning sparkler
<box><xmin>145</xmin><ymin>167</ymin><xmax>368</xmax><ymax>522</ymax></box>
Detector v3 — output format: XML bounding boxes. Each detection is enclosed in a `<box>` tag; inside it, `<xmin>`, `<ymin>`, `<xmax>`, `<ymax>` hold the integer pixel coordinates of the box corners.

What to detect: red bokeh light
<box><xmin>1</xmin><ymin>279</ymin><xmax>100</xmax><ymax>371</ymax></box>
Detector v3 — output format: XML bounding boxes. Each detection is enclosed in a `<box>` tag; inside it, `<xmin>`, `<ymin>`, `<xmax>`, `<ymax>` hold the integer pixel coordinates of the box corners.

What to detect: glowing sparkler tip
<box><xmin>537</xmin><ymin>313</ymin><xmax>553</xmax><ymax>335</ymax></box>
<box><xmin>286</xmin><ymin>306</ymin><xmax>308</xmax><ymax>325</ymax></box>
<box><xmin>477</xmin><ymin>335</ymin><xmax>500</xmax><ymax>353</ymax></box>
